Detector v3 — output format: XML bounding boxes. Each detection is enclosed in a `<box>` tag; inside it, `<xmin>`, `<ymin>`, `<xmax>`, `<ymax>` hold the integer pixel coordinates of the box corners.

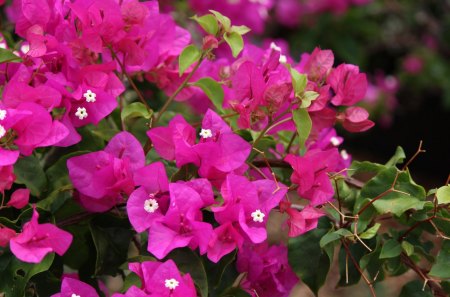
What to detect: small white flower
<box><xmin>199</xmin><ymin>128</ymin><xmax>213</xmax><ymax>139</ymax></box>
<box><xmin>75</xmin><ymin>107</ymin><xmax>88</xmax><ymax>120</ymax></box>
<box><xmin>330</xmin><ymin>136</ymin><xmax>341</xmax><ymax>146</ymax></box>
<box><xmin>341</xmin><ymin>150</ymin><xmax>349</xmax><ymax>160</ymax></box>
<box><xmin>165</xmin><ymin>278</ymin><xmax>179</xmax><ymax>290</ymax></box>
<box><xmin>144</xmin><ymin>198</ymin><xmax>159</xmax><ymax>213</ymax></box>
<box><xmin>0</xmin><ymin>124</ymin><xmax>6</xmax><ymax>138</ymax></box>
<box><xmin>0</xmin><ymin>109</ymin><xmax>7</xmax><ymax>121</ymax></box>
<box><xmin>71</xmin><ymin>294</ymin><xmax>81</xmax><ymax>297</ymax></box>
<box><xmin>0</xmin><ymin>42</ymin><xmax>6</xmax><ymax>49</ymax></box>
<box><xmin>270</xmin><ymin>42</ymin><xmax>282</xmax><ymax>52</ymax></box>
<box><xmin>251</xmin><ymin>210</ymin><xmax>265</xmax><ymax>223</ymax></box>
<box><xmin>83</xmin><ymin>89</ymin><xmax>96</xmax><ymax>103</ymax></box>
<box><xmin>279</xmin><ymin>54</ymin><xmax>287</xmax><ymax>64</ymax></box>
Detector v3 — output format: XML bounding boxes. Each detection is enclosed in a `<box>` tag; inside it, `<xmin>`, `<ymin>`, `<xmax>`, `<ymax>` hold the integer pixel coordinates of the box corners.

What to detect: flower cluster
<box><xmin>0</xmin><ymin>1</ymin><xmax>378</xmax><ymax>296</ymax></box>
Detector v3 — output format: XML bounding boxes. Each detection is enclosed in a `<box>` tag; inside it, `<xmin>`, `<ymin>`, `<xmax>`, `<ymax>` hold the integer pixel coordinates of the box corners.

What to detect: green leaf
<box><xmin>399</xmin><ymin>280</ymin><xmax>433</xmax><ymax>297</ymax></box>
<box><xmin>14</xmin><ymin>155</ymin><xmax>48</xmax><ymax>197</ymax></box>
<box><xmin>223</xmin><ymin>32</ymin><xmax>244</xmax><ymax>58</ymax></box>
<box><xmin>437</xmin><ymin>185</ymin><xmax>450</xmax><ymax>204</ymax></box>
<box><xmin>191</xmin><ymin>14</ymin><xmax>219</xmax><ymax>35</ymax></box>
<box><xmin>429</xmin><ymin>240</ymin><xmax>450</xmax><ymax>279</ymax></box>
<box><xmin>193</xmin><ymin>77</ymin><xmax>224</xmax><ymax>112</ymax></box>
<box><xmin>231</xmin><ymin>25</ymin><xmax>251</xmax><ymax>35</ymax></box>
<box><xmin>379</xmin><ymin>239</ymin><xmax>402</xmax><ymax>259</ymax></box>
<box><xmin>338</xmin><ymin>242</ymin><xmax>367</xmax><ymax>286</ymax></box>
<box><xmin>289</xmin><ymin>67</ymin><xmax>307</xmax><ymax>95</ymax></box>
<box><xmin>209</xmin><ymin>10</ymin><xmax>231</xmax><ymax>31</ymax></box>
<box><xmin>0</xmin><ymin>253</ymin><xmax>55</xmax><ymax>297</ymax></box>
<box><xmin>121</xmin><ymin>102</ymin><xmax>152</xmax><ymax>121</ymax></box>
<box><xmin>401</xmin><ymin>241</ymin><xmax>414</xmax><ymax>256</ymax></box>
<box><xmin>292</xmin><ymin>108</ymin><xmax>312</xmax><ymax>153</ymax></box>
<box><xmin>359</xmin><ymin>223</ymin><xmax>381</xmax><ymax>239</ymax></box>
<box><xmin>179</xmin><ymin>45</ymin><xmax>201</xmax><ymax>76</ymax></box>
<box><xmin>89</xmin><ymin>214</ymin><xmax>133</xmax><ymax>275</ymax></box>
<box><xmin>288</xmin><ymin>218</ymin><xmax>331</xmax><ymax>295</ymax></box>
<box><xmin>385</xmin><ymin>146</ymin><xmax>406</xmax><ymax>167</ymax></box>
<box><xmin>358</xmin><ymin>167</ymin><xmax>426</xmax><ymax>216</ymax></box>
<box><xmin>350</xmin><ymin>161</ymin><xmax>386</xmax><ymax>176</ymax></box>
<box><xmin>167</xmin><ymin>248</ymin><xmax>208</xmax><ymax>297</ymax></box>
<box><xmin>0</xmin><ymin>47</ymin><xmax>22</xmax><ymax>63</ymax></box>
<box><xmin>300</xmin><ymin>91</ymin><xmax>319</xmax><ymax>108</ymax></box>
<box><xmin>123</xmin><ymin>272</ymin><xmax>142</xmax><ymax>292</ymax></box>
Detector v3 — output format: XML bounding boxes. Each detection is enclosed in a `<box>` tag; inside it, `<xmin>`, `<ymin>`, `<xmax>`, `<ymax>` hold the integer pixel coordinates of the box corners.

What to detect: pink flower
<box><xmin>7</xmin><ymin>188</ymin><xmax>30</xmax><ymax>209</ymax></box>
<box><xmin>10</xmin><ymin>208</ymin><xmax>73</xmax><ymax>263</ymax></box>
<box><xmin>207</xmin><ymin>222</ymin><xmax>244</xmax><ymax>263</ymax></box>
<box><xmin>0</xmin><ymin>165</ymin><xmax>15</xmax><ymax>193</ymax></box>
<box><xmin>51</xmin><ymin>277</ymin><xmax>99</xmax><ymax>297</ymax></box>
<box><xmin>0</xmin><ymin>227</ymin><xmax>16</xmax><ymax>247</ymax></box>
<box><xmin>67</xmin><ymin>131</ymin><xmax>145</xmax><ymax>212</ymax></box>
<box><xmin>147</xmin><ymin>182</ymin><xmax>213</xmax><ymax>259</ymax></box>
<box><xmin>212</xmin><ymin>174</ymin><xmax>286</xmax><ymax>245</ymax></box>
<box><xmin>285</xmin><ymin>148</ymin><xmax>341</xmax><ymax>206</ymax></box>
<box><xmin>118</xmin><ymin>260</ymin><xmax>197</xmax><ymax>297</ymax></box>
<box><xmin>327</xmin><ymin>63</ymin><xmax>368</xmax><ymax>106</ymax></box>
<box><xmin>280</xmin><ymin>202</ymin><xmax>324</xmax><ymax>237</ymax></box>
<box><xmin>237</xmin><ymin>243</ymin><xmax>299</xmax><ymax>297</ymax></box>
<box><xmin>340</xmin><ymin>106</ymin><xmax>375</xmax><ymax>133</ymax></box>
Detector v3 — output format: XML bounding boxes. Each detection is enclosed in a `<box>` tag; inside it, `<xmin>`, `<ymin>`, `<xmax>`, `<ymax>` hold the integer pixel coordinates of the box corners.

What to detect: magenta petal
<box><xmin>127</xmin><ymin>187</ymin><xmax>163</xmax><ymax>232</ymax></box>
<box><xmin>238</xmin><ymin>209</ymin><xmax>267</xmax><ymax>244</ymax></box>
<box><xmin>61</xmin><ymin>277</ymin><xmax>99</xmax><ymax>297</ymax></box>
<box><xmin>0</xmin><ymin>148</ymin><xmax>20</xmax><ymax>166</ymax></box>
<box><xmin>105</xmin><ymin>131</ymin><xmax>145</xmax><ymax>171</ymax></box>
<box><xmin>133</xmin><ymin>162</ymin><xmax>169</xmax><ymax>193</ymax></box>
<box><xmin>147</xmin><ymin>126</ymin><xmax>175</xmax><ymax>160</ymax></box>
<box><xmin>7</xmin><ymin>188</ymin><xmax>30</xmax><ymax>209</ymax></box>
<box><xmin>0</xmin><ymin>227</ymin><xmax>16</xmax><ymax>247</ymax></box>
<box><xmin>36</xmin><ymin>120</ymin><xmax>69</xmax><ymax>147</ymax></box>
<box><xmin>148</xmin><ymin>222</ymin><xmax>192</xmax><ymax>259</ymax></box>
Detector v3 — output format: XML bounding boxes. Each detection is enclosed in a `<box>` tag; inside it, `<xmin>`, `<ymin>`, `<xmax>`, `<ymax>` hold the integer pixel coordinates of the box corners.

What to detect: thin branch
<box><xmin>341</xmin><ymin>239</ymin><xmax>377</xmax><ymax>297</ymax></box>
<box><xmin>402</xmin><ymin>140</ymin><xmax>426</xmax><ymax>171</ymax></box>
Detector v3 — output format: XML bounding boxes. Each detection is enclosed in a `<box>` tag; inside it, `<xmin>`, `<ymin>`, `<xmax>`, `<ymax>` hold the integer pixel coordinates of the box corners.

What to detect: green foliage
<box><xmin>193</xmin><ymin>77</ymin><xmax>225</xmax><ymax>113</ymax></box>
<box><xmin>429</xmin><ymin>240</ymin><xmax>450</xmax><ymax>279</ymax></box>
<box><xmin>179</xmin><ymin>45</ymin><xmax>202</xmax><ymax>76</ymax></box>
<box><xmin>191</xmin><ymin>14</ymin><xmax>219</xmax><ymax>35</ymax></box>
<box><xmin>0</xmin><ymin>48</ymin><xmax>21</xmax><ymax>63</ymax></box>
<box><xmin>121</xmin><ymin>102</ymin><xmax>153</xmax><ymax>122</ymax></box>
<box><xmin>292</xmin><ymin>108</ymin><xmax>312</xmax><ymax>153</ymax></box>
<box><xmin>14</xmin><ymin>155</ymin><xmax>47</xmax><ymax>197</ymax></box>
<box><xmin>223</xmin><ymin>32</ymin><xmax>244</xmax><ymax>58</ymax></box>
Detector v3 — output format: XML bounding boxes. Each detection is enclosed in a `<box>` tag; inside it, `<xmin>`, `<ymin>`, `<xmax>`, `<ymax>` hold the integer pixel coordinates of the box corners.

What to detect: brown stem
<box><xmin>341</xmin><ymin>239</ymin><xmax>377</xmax><ymax>297</ymax></box>
<box><xmin>402</xmin><ymin>140</ymin><xmax>426</xmax><ymax>171</ymax></box>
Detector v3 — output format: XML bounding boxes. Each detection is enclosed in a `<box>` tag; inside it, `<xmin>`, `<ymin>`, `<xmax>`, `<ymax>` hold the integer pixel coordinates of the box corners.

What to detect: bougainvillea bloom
<box><xmin>9</xmin><ymin>208</ymin><xmax>73</xmax><ymax>263</ymax></box>
<box><xmin>51</xmin><ymin>277</ymin><xmax>99</xmax><ymax>297</ymax></box>
<box><xmin>237</xmin><ymin>243</ymin><xmax>299</xmax><ymax>297</ymax></box>
<box><xmin>7</xmin><ymin>188</ymin><xmax>30</xmax><ymax>209</ymax></box>
<box><xmin>116</xmin><ymin>260</ymin><xmax>197</xmax><ymax>297</ymax></box>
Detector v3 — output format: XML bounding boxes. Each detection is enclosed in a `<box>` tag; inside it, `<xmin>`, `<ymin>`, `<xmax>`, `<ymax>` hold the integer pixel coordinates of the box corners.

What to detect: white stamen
<box><xmin>144</xmin><ymin>198</ymin><xmax>159</xmax><ymax>213</ymax></box>
<box><xmin>71</xmin><ymin>294</ymin><xmax>80</xmax><ymax>297</ymax></box>
<box><xmin>251</xmin><ymin>209</ymin><xmax>265</xmax><ymax>223</ymax></box>
<box><xmin>341</xmin><ymin>150</ymin><xmax>349</xmax><ymax>160</ymax></box>
<box><xmin>279</xmin><ymin>54</ymin><xmax>287</xmax><ymax>64</ymax></box>
<box><xmin>0</xmin><ymin>124</ymin><xmax>6</xmax><ymax>138</ymax></box>
<box><xmin>199</xmin><ymin>128</ymin><xmax>213</xmax><ymax>139</ymax></box>
<box><xmin>83</xmin><ymin>89</ymin><xmax>96</xmax><ymax>103</ymax></box>
<box><xmin>330</xmin><ymin>136</ymin><xmax>341</xmax><ymax>146</ymax></box>
<box><xmin>270</xmin><ymin>42</ymin><xmax>282</xmax><ymax>52</ymax></box>
<box><xmin>0</xmin><ymin>109</ymin><xmax>6</xmax><ymax>121</ymax></box>
<box><xmin>75</xmin><ymin>107</ymin><xmax>88</xmax><ymax>120</ymax></box>
<box><xmin>165</xmin><ymin>278</ymin><xmax>179</xmax><ymax>290</ymax></box>
<box><xmin>21</xmin><ymin>44</ymin><xmax>30</xmax><ymax>54</ymax></box>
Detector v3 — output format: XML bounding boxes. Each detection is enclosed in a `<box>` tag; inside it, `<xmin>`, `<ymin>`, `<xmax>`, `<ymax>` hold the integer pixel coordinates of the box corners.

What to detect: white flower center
<box><xmin>75</xmin><ymin>107</ymin><xmax>88</xmax><ymax>120</ymax></box>
<box><xmin>251</xmin><ymin>209</ymin><xmax>265</xmax><ymax>223</ymax></box>
<box><xmin>270</xmin><ymin>42</ymin><xmax>282</xmax><ymax>52</ymax></box>
<box><xmin>165</xmin><ymin>278</ymin><xmax>179</xmax><ymax>290</ymax></box>
<box><xmin>21</xmin><ymin>44</ymin><xmax>30</xmax><ymax>54</ymax></box>
<box><xmin>71</xmin><ymin>294</ymin><xmax>80</xmax><ymax>297</ymax></box>
<box><xmin>330</xmin><ymin>136</ymin><xmax>341</xmax><ymax>146</ymax></box>
<box><xmin>199</xmin><ymin>128</ymin><xmax>213</xmax><ymax>139</ymax></box>
<box><xmin>279</xmin><ymin>54</ymin><xmax>287</xmax><ymax>64</ymax></box>
<box><xmin>83</xmin><ymin>89</ymin><xmax>96</xmax><ymax>103</ymax></box>
<box><xmin>144</xmin><ymin>198</ymin><xmax>159</xmax><ymax>213</ymax></box>
<box><xmin>341</xmin><ymin>150</ymin><xmax>349</xmax><ymax>160</ymax></box>
<box><xmin>0</xmin><ymin>124</ymin><xmax>6</xmax><ymax>138</ymax></box>
<box><xmin>0</xmin><ymin>109</ymin><xmax>6</xmax><ymax>121</ymax></box>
